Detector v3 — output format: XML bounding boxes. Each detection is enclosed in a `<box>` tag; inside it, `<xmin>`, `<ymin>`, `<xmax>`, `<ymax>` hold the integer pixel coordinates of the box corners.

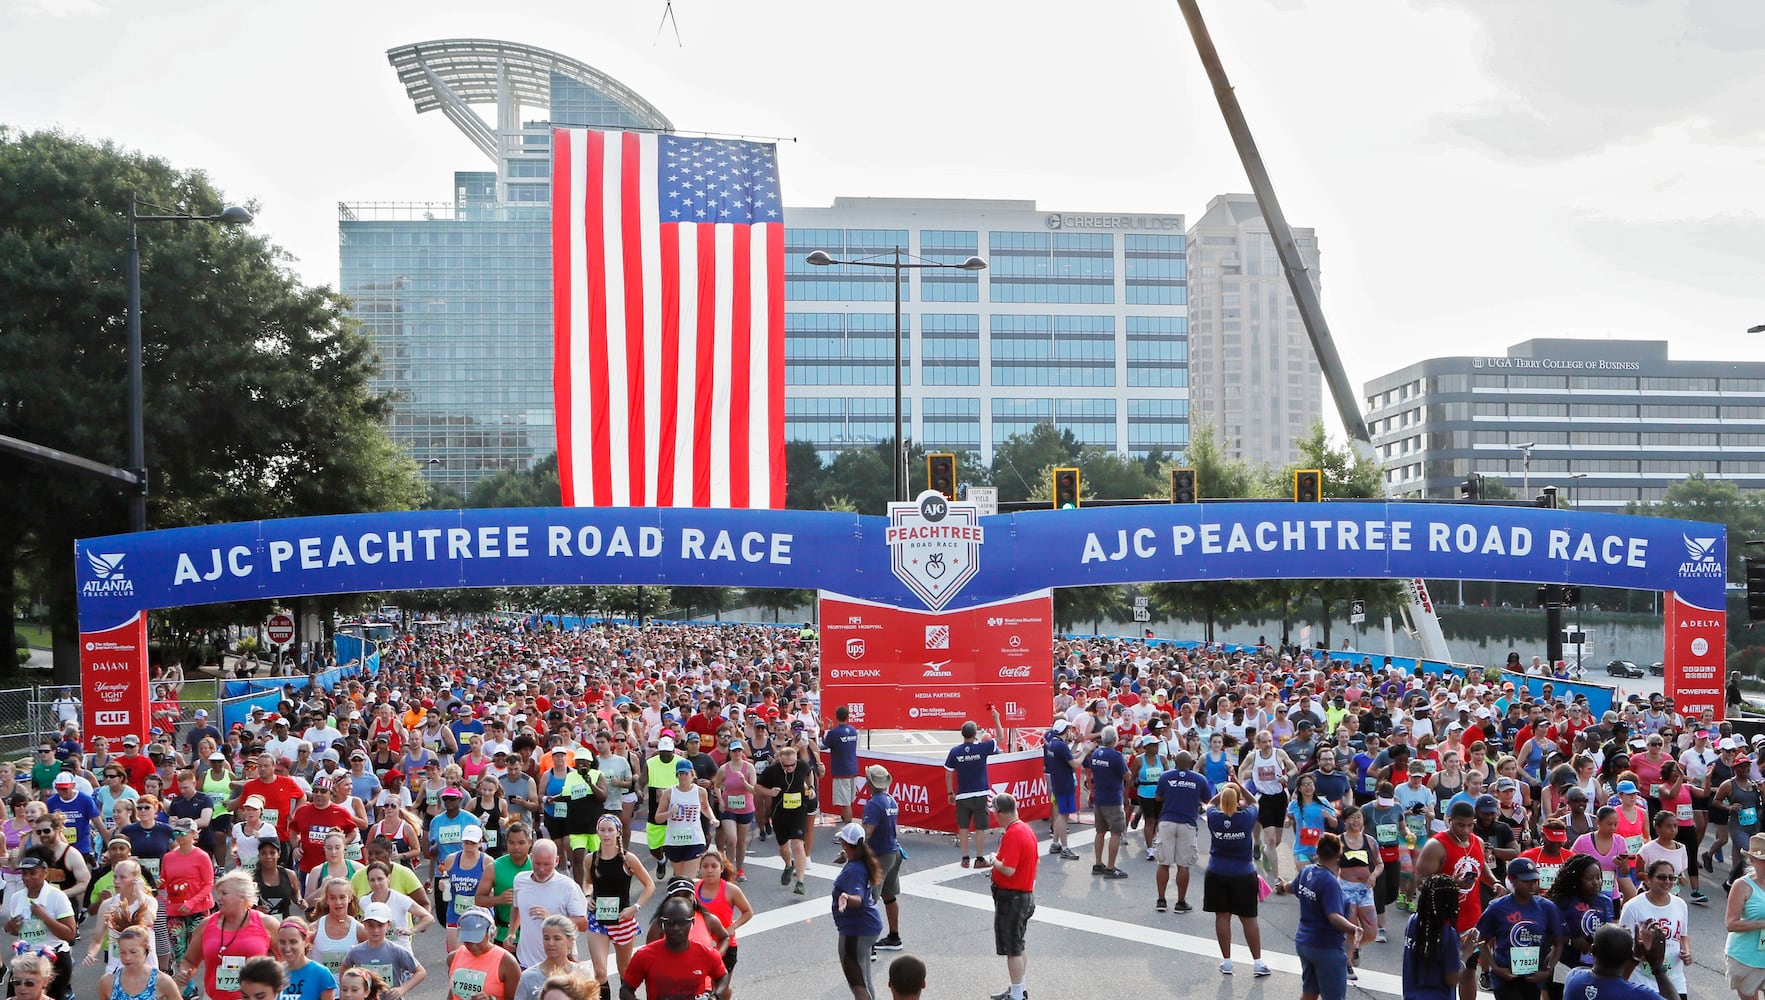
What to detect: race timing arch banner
<box><xmin>74</xmin><ymin>491</ymin><xmax>1730</xmax><ymax>742</ymax></box>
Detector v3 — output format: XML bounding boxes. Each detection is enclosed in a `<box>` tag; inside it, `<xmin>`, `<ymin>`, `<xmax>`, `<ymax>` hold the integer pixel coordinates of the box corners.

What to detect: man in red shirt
<box><xmin>685</xmin><ymin>702</ymin><xmax>722</xmax><ymax>745</ymax></box>
<box><xmin>115</xmin><ymin>735</ymin><xmax>157</xmax><ymax>793</ymax></box>
<box><xmin>618</xmin><ymin>896</ymin><xmax>728</xmax><ymax>1000</ymax></box>
<box><xmin>289</xmin><ymin>775</ymin><xmax>363</xmax><ymax>873</ymax></box>
<box><xmin>229</xmin><ymin>753</ymin><xmax>305</xmax><ymax>845</ymax></box>
<box><xmin>977</xmin><ymin>793</ymin><xmax>1038</xmax><ymax>1000</ymax></box>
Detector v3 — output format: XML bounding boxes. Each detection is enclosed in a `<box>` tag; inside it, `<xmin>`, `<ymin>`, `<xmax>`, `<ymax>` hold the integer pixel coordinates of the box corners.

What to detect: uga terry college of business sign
<box><xmin>886</xmin><ymin>490</ymin><xmax>984</xmax><ymax>612</ymax></box>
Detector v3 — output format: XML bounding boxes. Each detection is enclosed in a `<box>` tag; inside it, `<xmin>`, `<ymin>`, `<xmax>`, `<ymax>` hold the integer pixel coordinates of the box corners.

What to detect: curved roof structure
<box><xmin>386</xmin><ymin>39</ymin><xmax>673</xmax><ymax>160</ymax></box>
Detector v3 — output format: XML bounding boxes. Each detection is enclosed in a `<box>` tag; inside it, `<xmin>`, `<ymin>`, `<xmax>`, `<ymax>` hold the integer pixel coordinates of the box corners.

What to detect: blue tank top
<box><xmin>1203</xmin><ymin>751</ymin><xmax>1232</xmax><ymax>786</ymax></box>
<box><xmin>110</xmin><ymin>966</ymin><xmax>159</xmax><ymax>1000</ymax></box>
<box><xmin>1136</xmin><ymin>760</ymin><xmax>1162</xmax><ymax>798</ymax></box>
<box><xmin>445</xmin><ymin>852</ymin><xmax>486</xmax><ymax>922</ymax></box>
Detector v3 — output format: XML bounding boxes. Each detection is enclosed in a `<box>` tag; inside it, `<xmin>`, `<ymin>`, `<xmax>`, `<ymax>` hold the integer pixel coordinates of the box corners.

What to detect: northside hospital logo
<box><xmin>887</xmin><ymin>491</ymin><xmax>983</xmax><ymax>612</ymax></box>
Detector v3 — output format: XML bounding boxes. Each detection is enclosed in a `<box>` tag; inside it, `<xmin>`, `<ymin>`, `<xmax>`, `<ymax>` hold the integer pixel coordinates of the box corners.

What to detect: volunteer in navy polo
<box><xmin>1152</xmin><ymin>750</ymin><xmax>1214</xmax><ymax>913</ymax></box>
<box><xmin>1474</xmin><ymin>856</ymin><xmax>1562</xmax><ymax>992</ymax></box>
<box><xmin>861</xmin><ymin>764</ymin><xmax>905</xmax><ymax>952</ymax></box>
<box><xmin>1041</xmin><ymin>719</ymin><xmax>1080</xmax><ymax>861</ymax></box>
<box><xmin>824</xmin><ymin>706</ymin><xmax>862</xmax><ymax>824</ymax></box>
<box><xmin>945</xmin><ymin>710</ymin><xmax>1003</xmax><ymax>869</ymax></box>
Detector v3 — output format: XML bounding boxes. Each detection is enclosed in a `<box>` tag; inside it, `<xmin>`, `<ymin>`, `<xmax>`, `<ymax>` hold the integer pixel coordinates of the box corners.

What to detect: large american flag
<box><xmin>552</xmin><ymin>129</ymin><xmax>785</xmax><ymax>508</ymax></box>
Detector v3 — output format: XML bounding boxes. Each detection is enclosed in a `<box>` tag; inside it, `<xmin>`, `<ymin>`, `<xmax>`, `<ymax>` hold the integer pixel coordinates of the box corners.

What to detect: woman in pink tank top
<box><xmin>175</xmin><ymin>872</ymin><xmax>279</xmax><ymax>1000</ymax></box>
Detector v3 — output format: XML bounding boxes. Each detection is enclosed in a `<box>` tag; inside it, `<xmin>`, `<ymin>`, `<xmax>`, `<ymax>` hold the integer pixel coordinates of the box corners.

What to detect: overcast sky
<box><xmin>6</xmin><ymin>0</ymin><xmax>1763</xmax><ymax>406</ymax></box>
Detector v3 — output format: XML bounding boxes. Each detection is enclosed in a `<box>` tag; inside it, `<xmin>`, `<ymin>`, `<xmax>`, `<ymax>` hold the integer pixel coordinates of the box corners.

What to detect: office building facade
<box><xmin>1365</xmin><ymin>338</ymin><xmax>1765</xmax><ymax>509</ymax></box>
<box><xmin>781</xmin><ymin>198</ymin><xmax>1190</xmax><ymax>462</ymax></box>
<box><xmin>1186</xmin><ymin>193</ymin><xmax>1324</xmax><ymax>468</ymax></box>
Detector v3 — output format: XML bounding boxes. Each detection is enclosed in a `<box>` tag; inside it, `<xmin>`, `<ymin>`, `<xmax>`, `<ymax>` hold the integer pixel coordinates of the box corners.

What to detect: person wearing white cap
<box><xmin>342</xmin><ymin>898</ymin><xmax>425</xmax><ymax>997</ymax></box>
<box><xmin>445</xmin><ymin>907</ymin><xmax>520</xmax><ymax>1000</ymax></box>
<box><xmin>441</xmin><ymin>825</ymin><xmax>490</xmax><ymax>953</ymax></box>
<box><xmin>1041</xmin><ymin>720</ymin><xmax>1081</xmax><ymax>861</ymax></box>
<box><xmin>831</xmin><ymin>822</ymin><xmax>883</xmax><ymax>1000</ymax></box>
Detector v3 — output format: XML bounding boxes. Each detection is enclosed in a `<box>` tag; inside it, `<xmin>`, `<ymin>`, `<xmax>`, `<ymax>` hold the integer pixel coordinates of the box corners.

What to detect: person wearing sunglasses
<box><xmin>1618</xmin><ymin>859</ymin><xmax>1689</xmax><ymax>998</ymax></box>
<box><xmin>5</xmin><ymin>857</ymin><xmax>77</xmax><ymax>998</ymax></box>
<box><xmin>619</xmin><ymin>895</ymin><xmax>727</xmax><ymax>1000</ymax></box>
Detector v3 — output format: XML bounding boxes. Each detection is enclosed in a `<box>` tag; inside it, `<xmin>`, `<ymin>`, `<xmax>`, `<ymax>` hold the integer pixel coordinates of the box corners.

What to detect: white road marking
<box><xmin>738</xmin><ymin>828</ymin><xmax>1400</xmax><ymax>996</ymax></box>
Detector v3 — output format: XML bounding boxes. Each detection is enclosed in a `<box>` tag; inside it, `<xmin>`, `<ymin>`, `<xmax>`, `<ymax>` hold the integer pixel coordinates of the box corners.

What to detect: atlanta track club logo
<box><xmin>886</xmin><ymin>490</ymin><xmax>984</xmax><ymax>612</ymax></box>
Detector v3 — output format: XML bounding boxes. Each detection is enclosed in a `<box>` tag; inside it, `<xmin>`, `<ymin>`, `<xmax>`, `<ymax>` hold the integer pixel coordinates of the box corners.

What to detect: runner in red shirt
<box><xmin>978</xmin><ymin>794</ymin><xmax>1038</xmax><ymax>1000</ymax></box>
<box><xmin>230</xmin><ymin>753</ymin><xmax>306</xmax><ymax>845</ymax></box>
<box><xmin>618</xmin><ymin>897</ymin><xmax>728</xmax><ymax>1000</ymax></box>
<box><xmin>115</xmin><ymin>736</ymin><xmax>158</xmax><ymax>793</ymax></box>
<box><xmin>1416</xmin><ymin>800</ymin><xmax>1495</xmax><ymax>942</ymax></box>
<box><xmin>289</xmin><ymin>776</ymin><xmax>362</xmax><ymax>874</ymax></box>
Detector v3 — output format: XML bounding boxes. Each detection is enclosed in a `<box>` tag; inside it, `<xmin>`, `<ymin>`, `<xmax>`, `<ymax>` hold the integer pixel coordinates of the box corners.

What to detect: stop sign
<box><xmin>264</xmin><ymin>613</ymin><xmax>295</xmax><ymax>646</ymax></box>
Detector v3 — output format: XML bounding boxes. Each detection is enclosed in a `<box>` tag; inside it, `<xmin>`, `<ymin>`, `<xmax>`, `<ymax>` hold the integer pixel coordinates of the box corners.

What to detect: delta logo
<box><xmin>81</xmin><ymin>551</ymin><xmax>134</xmax><ymax>597</ymax></box>
<box><xmin>1678</xmin><ymin>535</ymin><xmax>1724</xmax><ymax>578</ymax></box>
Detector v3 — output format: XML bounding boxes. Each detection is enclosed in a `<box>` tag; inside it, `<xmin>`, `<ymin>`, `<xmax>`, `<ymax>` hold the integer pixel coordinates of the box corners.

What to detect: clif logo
<box><xmin>95</xmin><ymin>711</ymin><xmax>130</xmax><ymax>726</ymax></box>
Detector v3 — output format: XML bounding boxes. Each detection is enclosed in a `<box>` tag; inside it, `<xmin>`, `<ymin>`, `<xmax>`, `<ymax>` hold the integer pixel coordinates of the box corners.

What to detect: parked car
<box><xmin>1648</xmin><ymin>661</ymin><xmax>1665</xmax><ymax>676</ymax></box>
<box><xmin>1605</xmin><ymin>659</ymin><xmax>1646</xmax><ymax>678</ymax></box>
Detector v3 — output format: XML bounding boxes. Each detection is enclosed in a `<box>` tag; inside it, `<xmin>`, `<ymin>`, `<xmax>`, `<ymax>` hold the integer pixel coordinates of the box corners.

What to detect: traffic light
<box><xmin>1536</xmin><ymin>486</ymin><xmax>1559</xmax><ymax>509</ymax></box>
<box><xmin>1536</xmin><ymin>584</ymin><xmax>1563</xmax><ymax>608</ymax></box>
<box><xmin>926</xmin><ymin>453</ymin><xmax>956</xmax><ymax>499</ymax></box>
<box><xmin>1562</xmin><ymin>586</ymin><xmax>1581</xmax><ymax>606</ymax></box>
<box><xmin>1748</xmin><ymin>557</ymin><xmax>1765</xmax><ymax>622</ymax></box>
<box><xmin>1294</xmin><ymin>469</ymin><xmax>1321</xmax><ymax>503</ymax></box>
<box><xmin>1460</xmin><ymin>474</ymin><xmax>1482</xmax><ymax>501</ymax></box>
<box><xmin>1170</xmin><ymin>467</ymin><xmax>1197</xmax><ymax>504</ymax></box>
<box><xmin>1052</xmin><ymin>467</ymin><xmax>1081</xmax><ymax>509</ymax></box>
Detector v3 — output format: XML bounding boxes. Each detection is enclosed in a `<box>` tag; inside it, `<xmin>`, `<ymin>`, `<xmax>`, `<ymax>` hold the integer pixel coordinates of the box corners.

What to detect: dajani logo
<box><xmin>1679</xmin><ymin>534</ymin><xmax>1723</xmax><ymax>577</ymax></box>
<box><xmin>81</xmin><ymin>551</ymin><xmax>134</xmax><ymax>597</ymax></box>
<box><xmin>887</xmin><ymin>490</ymin><xmax>983</xmax><ymax>612</ymax></box>
<box><xmin>845</xmin><ymin>639</ymin><xmax>866</xmax><ymax>659</ymax></box>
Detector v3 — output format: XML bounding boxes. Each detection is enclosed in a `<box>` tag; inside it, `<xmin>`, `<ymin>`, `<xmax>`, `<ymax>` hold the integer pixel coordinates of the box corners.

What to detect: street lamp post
<box><xmin>1515</xmin><ymin>441</ymin><xmax>1537</xmax><ymax>499</ymax></box>
<box><xmin>805</xmin><ymin>246</ymin><xmax>986</xmax><ymax>502</ymax></box>
<box><xmin>125</xmin><ymin>193</ymin><xmax>253</xmax><ymax>532</ymax></box>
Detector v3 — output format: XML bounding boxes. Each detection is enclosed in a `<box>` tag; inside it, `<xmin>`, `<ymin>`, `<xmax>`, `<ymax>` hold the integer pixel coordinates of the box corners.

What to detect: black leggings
<box><xmin>837</xmin><ymin>933</ymin><xmax>878</xmax><ymax>999</ymax></box>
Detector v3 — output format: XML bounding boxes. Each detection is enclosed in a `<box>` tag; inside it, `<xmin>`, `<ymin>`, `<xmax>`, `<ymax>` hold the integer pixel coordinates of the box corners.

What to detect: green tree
<box><xmin>669</xmin><ymin>586</ymin><xmax>733</xmax><ymax>621</ymax></box>
<box><xmin>990</xmin><ymin>423</ymin><xmax>1081</xmax><ymax>502</ymax></box>
<box><xmin>820</xmin><ymin>447</ymin><xmax>893</xmax><ymax>515</ymax></box>
<box><xmin>784</xmin><ymin>441</ymin><xmax>824</xmax><ymax>510</ymax></box>
<box><xmin>468</xmin><ymin>454</ymin><xmax>561</xmax><ymax>508</ymax></box>
<box><xmin>0</xmin><ymin>129</ymin><xmax>427</xmax><ymax>681</ymax></box>
<box><xmin>1078</xmin><ymin>448</ymin><xmax>1163</xmax><ymax>501</ymax></box>
<box><xmin>1627</xmin><ymin>472</ymin><xmax>1765</xmax><ymax>582</ymax></box>
<box><xmin>1054</xmin><ymin>585</ymin><xmax>1135</xmax><ymax>634</ymax></box>
<box><xmin>745</xmin><ymin>588</ymin><xmax>815</xmax><ymax>623</ymax></box>
<box><xmin>601</xmin><ymin>585</ymin><xmax>671</xmax><ymax>623</ymax></box>
<box><xmin>1142</xmin><ymin>426</ymin><xmax>1269</xmax><ymax>638</ymax></box>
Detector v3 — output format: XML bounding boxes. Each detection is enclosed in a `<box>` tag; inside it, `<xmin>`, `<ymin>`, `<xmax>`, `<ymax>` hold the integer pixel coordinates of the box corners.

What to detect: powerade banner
<box><xmin>74</xmin><ymin>498</ymin><xmax>1728</xmax><ymax>736</ymax></box>
<box><xmin>817</xmin><ymin>748</ymin><xmax>1051</xmax><ymax>832</ymax></box>
<box><xmin>819</xmin><ymin>592</ymin><xmax>1053</xmax><ymax>731</ymax></box>
<box><xmin>1665</xmin><ymin>594</ymin><xmax>1727</xmax><ymax>722</ymax></box>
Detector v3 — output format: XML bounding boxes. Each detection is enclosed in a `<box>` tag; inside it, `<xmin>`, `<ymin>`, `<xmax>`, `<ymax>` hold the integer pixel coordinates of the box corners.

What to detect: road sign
<box><xmin>1133</xmin><ymin>596</ymin><xmax>1150</xmax><ymax>609</ymax></box>
<box><xmin>968</xmin><ymin>487</ymin><xmax>998</xmax><ymax>517</ymax></box>
<box><xmin>264</xmin><ymin>613</ymin><xmax>295</xmax><ymax>646</ymax></box>
<box><xmin>1349</xmin><ymin>600</ymin><xmax>1366</xmax><ymax>626</ymax></box>
<box><xmin>1132</xmin><ymin>607</ymin><xmax>1150</xmax><ymax>622</ymax></box>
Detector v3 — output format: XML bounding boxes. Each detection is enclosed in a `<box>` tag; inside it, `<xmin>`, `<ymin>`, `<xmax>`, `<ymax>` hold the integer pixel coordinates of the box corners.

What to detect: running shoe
<box><xmin>780</xmin><ymin>865</ymin><xmax>793</xmax><ymax>886</ymax></box>
<box><xmin>1156</xmin><ymin>898</ymin><xmax>1167</xmax><ymax>913</ymax></box>
<box><xmin>1104</xmin><ymin>867</ymin><xmax>1129</xmax><ymax>879</ymax></box>
<box><xmin>1091</xmin><ymin>863</ymin><xmax>1108</xmax><ymax>875</ymax></box>
<box><xmin>1145</xmin><ymin>847</ymin><xmax>1156</xmax><ymax>862</ymax></box>
<box><xmin>793</xmin><ymin>879</ymin><xmax>805</xmax><ymax>895</ymax></box>
<box><xmin>1347</xmin><ymin>967</ymin><xmax>1358</xmax><ymax>982</ymax></box>
<box><xmin>656</xmin><ymin>859</ymin><xmax>666</xmax><ymax>878</ymax></box>
<box><xmin>1703</xmin><ymin>849</ymin><xmax>1714</xmax><ymax>874</ymax></box>
<box><xmin>1252</xmin><ymin>961</ymin><xmax>1271</xmax><ymax>977</ymax></box>
<box><xmin>961</xmin><ymin>856</ymin><xmax>972</xmax><ymax>868</ymax></box>
<box><xmin>1375</xmin><ymin>928</ymin><xmax>1387</xmax><ymax>943</ymax></box>
<box><xmin>1691</xmin><ymin>889</ymin><xmax>1709</xmax><ymax>904</ymax></box>
<box><xmin>1218</xmin><ymin>960</ymin><xmax>1233</xmax><ymax>975</ymax></box>
<box><xmin>1173</xmin><ymin>900</ymin><xmax>1193</xmax><ymax>913</ymax></box>
<box><xmin>875</xmin><ymin>933</ymin><xmax>904</xmax><ymax>950</ymax></box>
<box><xmin>735</xmin><ymin>870</ymin><xmax>747</xmax><ymax>883</ymax></box>
<box><xmin>1058</xmin><ymin>847</ymin><xmax>1080</xmax><ymax>860</ymax></box>
<box><xmin>1048</xmin><ymin>842</ymin><xmax>1061</xmax><ymax>855</ymax></box>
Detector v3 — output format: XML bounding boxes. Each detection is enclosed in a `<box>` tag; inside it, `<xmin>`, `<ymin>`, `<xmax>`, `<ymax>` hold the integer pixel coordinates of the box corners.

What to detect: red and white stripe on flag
<box><xmin>551</xmin><ymin>128</ymin><xmax>785</xmax><ymax>509</ymax></box>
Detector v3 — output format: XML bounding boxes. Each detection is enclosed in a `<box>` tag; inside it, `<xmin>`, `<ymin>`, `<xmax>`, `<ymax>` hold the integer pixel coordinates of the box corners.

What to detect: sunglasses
<box><xmin>32</xmin><ymin>828</ymin><xmax>52</xmax><ymax>836</ymax></box>
<box><xmin>1650</xmin><ymin>873</ymin><xmax>1674</xmax><ymax>882</ymax></box>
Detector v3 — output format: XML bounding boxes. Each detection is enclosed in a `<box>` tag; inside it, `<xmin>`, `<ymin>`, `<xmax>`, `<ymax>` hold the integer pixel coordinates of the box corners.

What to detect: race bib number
<box><xmin>1423</xmin><ymin>760</ymin><xmax>1437</xmax><ymax>774</ymax></box>
<box><xmin>217</xmin><ymin>955</ymin><xmax>245</xmax><ymax>993</ymax></box>
<box><xmin>438</xmin><ymin>826</ymin><xmax>463</xmax><ymax>845</ymax></box>
<box><xmin>18</xmin><ymin>917</ymin><xmax>45</xmax><ymax>943</ymax></box>
<box><xmin>240</xmin><ymin>856</ymin><xmax>259</xmax><ymax>874</ymax></box>
<box><xmin>1744</xmin><ymin>806</ymin><xmax>1758</xmax><ymax>828</ymax></box>
<box><xmin>1406</xmin><ymin>815</ymin><xmax>1428</xmax><ymax>838</ymax></box>
<box><xmin>262</xmin><ymin>809</ymin><xmax>280</xmax><ymax>829</ymax></box>
<box><xmin>726</xmin><ymin>794</ymin><xmax>747</xmax><ymax>811</ymax></box>
<box><xmin>1625</xmin><ymin>834</ymin><xmax>1645</xmax><ymax>854</ymax></box>
<box><xmin>1299</xmin><ymin>826</ymin><xmax>1321</xmax><ymax>848</ymax></box>
<box><xmin>1676</xmin><ymin>802</ymin><xmax>1693</xmax><ymax>822</ymax></box>
<box><xmin>1510</xmin><ymin>945</ymin><xmax>1540</xmax><ymax>976</ymax></box>
<box><xmin>1650</xmin><ymin>785</ymin><xmax>1663</xmax><ymax>800</ymax></box>
<box><xmin>363</xmin><ymin>964</ymin><xmax>395</xmax><ymax>985</ymax></box>
<box><xmin>782</xmin><ymin>792</ymin><xmax>802</xmax><ymax>810</ymax></box>
<box><xmin>140</xmin><ymin>857</ymin><xmax>161</xmax><ymax>880</ymax></box>
<box><xmin>551</xmin><ymin>801</ymin><xmax>568</xmax><ymax>818</ymax></box>
<box><xmin>319</xmin><ymin>952</ymin><xmax>346</xmax><ymax>975</ymax></box>
<box><xmin>482</xmin><ymin>827</ymin><xmax>498</xmax><ymax>848</ymax></box>
<box><xmin>595</xmin><ymin>896</ymin><xmax>622</xmax><ymax>922</ymax></box>
<box><xmin>63</xmin><ymin>828</ymin><xmax>77</xmax><ymax>845</ymax></box>
<box><xmin>452</xmin><ymin>967</ymin><xmax>487</xmax><ymax>999</ymax></box>
<box><xmin>1375</xmin><ymin>823</ymin><xmax>1399</xmax><ymax>846</ymax></box>
<box><xmin>1601</xmin><ymin>869</ymin><xmax>1616</xmax><ymax>895</ymax></box>
<box><xmin>1363</xmin><ymin>775</ymin><xmax>1377</xmax><ymax>793</ymax></box>
<box><xmin>1539</xmin><ymin>864</ymin><xmax>1559</xmax><ymax>890</ymax></box>
<box><xmin>345</xmin><ymin>842</ymin><xmax>363</xmax><ymax>861</ymax></box>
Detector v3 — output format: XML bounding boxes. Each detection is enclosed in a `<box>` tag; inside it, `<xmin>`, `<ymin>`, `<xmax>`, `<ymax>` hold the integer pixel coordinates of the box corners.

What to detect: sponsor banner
<box><xmin>819</xmin><ymin>748</ymin><xmax>1051</xmax><ymax>831</ymax></box>
<box><xmin>76</xmin><ymin>502</ymin><xmax>1726</xmax><ymax>631</ymax></box>
<box><xmin>1664</xmin><ymin>591</ymin><xmax>1726</xmax><ymax>722</ymax></box>
<box><xmin>80</xmin><ymin>613</ymin><xmax>150</xmax><ymax>748</ymax></box>
<box><xmin>820</xmin><ymin>592</ymin><xmax>1053</xmax><ymax>732</ymax></box>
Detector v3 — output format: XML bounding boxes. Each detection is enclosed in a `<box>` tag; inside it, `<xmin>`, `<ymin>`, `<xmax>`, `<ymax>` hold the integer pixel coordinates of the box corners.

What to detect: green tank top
<box><xmin>202</xmin><ymin>771</ymin><xmax>235</xmax><ymax>817</ymax></box>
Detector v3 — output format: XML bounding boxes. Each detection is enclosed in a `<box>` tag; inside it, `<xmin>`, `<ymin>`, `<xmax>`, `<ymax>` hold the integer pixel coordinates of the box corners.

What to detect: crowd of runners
<box><xmin>0</xmin><ymin>619</ymin><xmax>1753</xmax><ymax>1000</ymax></box>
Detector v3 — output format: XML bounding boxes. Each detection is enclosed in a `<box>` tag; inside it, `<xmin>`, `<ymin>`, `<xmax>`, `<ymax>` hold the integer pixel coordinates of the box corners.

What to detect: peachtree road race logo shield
<box><xmin>887</xmin><ymin>490</ymin><xmax>983</xmax><ymax>612</ymax></box>
<box><xmin>81</xmin><ymin>551</ymin><xmax>134</xmax><ymax>597</ymax></box>
<box><xmin>1680</xmin><ymin>535</ymin><xmax>1723</xmax><ymax>578</ymax></box>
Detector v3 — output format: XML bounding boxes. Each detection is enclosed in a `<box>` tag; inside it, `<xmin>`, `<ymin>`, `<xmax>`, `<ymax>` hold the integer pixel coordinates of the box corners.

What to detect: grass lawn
<box><xmin>15</xmin><ymin>623</ymin><xmax>50</xmax><ymax>649</ymax></box>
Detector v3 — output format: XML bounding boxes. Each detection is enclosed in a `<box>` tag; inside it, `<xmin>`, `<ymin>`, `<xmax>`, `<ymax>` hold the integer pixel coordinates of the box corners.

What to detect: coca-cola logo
<box><xmin>997</xmin><ymin>666</ymin><xmax>1033</xmax><ymax>678</ymax></box>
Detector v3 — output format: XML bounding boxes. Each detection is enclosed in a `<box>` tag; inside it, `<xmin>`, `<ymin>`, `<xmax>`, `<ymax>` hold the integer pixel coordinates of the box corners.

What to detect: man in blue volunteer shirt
<box><xmin>1085</xmin><ymin>727</ymin><xmax>1130</xmax><ymax>880</ymax></box>
<box><xmin>1042</xmin><ymin>719</ymin><xmax>1080</xmax><ymax>861</ymax></box>
<box><xmin>823</xmin><ymin>706</ymin><xmax>862</xmax><ymax>824</ymax></box>
<box><xmin>1563</xmin><ymin>925</ymin><xmax>1677</xmax><ymax>1000</ymax></box>
<box><xmin>861</xmin><ymin>764</ymin><xmax>905</xmax><ymax>951</ymax></box>
<box><xmin>944</xmin><ymin>709</ymin><xmax>1003</xmax><ymax>869</ymax></box>
<box><xmin>1475</xmin><ymin>857</ymin><xmax>1561</xmax><ymax>1000</ymax></box>
<box><xmin>1152</xmin><ymin>750</ymin><xmax>1213</xmax><ymax>913</ymax></box>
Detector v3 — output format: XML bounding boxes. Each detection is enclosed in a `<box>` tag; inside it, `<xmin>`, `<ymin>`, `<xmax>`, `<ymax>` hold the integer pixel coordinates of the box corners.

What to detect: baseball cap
<box><xmin>350</xmin><ymin>749</ymin><xmax>367</xmax><ymax>761</ymax></box>
<box><xmin>242</xmin><ymin>795</ymin><xmax>267</xmax><ymax>810</ymax></box>
<box><xmin>52</xmin><ymin>773</ymin><xmax>74</xmax><ymax>787</ymax></box>
<box><xmin>461</xmin><ymin>825</ymin><xmax>484</xmax><ymax>843</ymax></box>
<box><xmin>208</xmin><ymin>751</ymin><xmax>226</xmax><ymax>762</ymax></box>
<box><xmin>657</xmin><ymin>737</ymin><xmax>675</xmax><ymax>752</ymax></box>
<box><xmin>1494</xmin><ymin>777</ymin><xmax>1518</xmax><ymax>792</ymax></box>
<box><xmin>17</xmin><ymin>856</ymin><xmax>46</xmax><ymax>871</ymax></box>
<box><xmin>1474</xmin><ymin>794</ymin><xmax>1498</xmax><ymax>814</ymax></box>
<box><xmin>665</xmin><ymin>877</ymin><xmax>696</xmax><ymax>898</ymax></box>
<box><xmin>834</xmin><ymin>822</ymin><xmax>866</xmax><ymax>846</ymax></box>
<box><xmin>1617</xmin><ymin>780</ymin><xmax>1639</xmax><ymax>794</ymax></box>
<box><xmin>674</xmin><ymin>759</ymin><xmax>693</xmax><ymax>773</ymax></box>
<box><xmin>1506</xmin><ymin>857</ymin><xmax>1541</xmax><ymax>881</ymax></box>
<box><xmin>1544</xmin><ymin>825</ymin><xmax>1568</xmax><ymax>843</ymax></box>
<box><xmin>122</xmin><ymin>734</ymin><xmax>140</xmax><ymax>746</ymax></box>
<box><xmin>194</xmin><ymin>709</ymin><xmax>208</xmax><ymax>719</ymax></box>
<box><xmin>1722</xmin><ymin>737</ymin><xmax>1741</xmax><ymax>751</ymax></box>
<box><xmin>361</xmin><ymin>901</ymin><xmax>394</xmax><ymax>924</ymax></box>
<box><xmin>441</xmin><ymin>787</ymin><xmax>464</xmax><ymax>799</ymax></box>
<box><xmin>1051</xmin><ymin>719</ymin><xmax>1071</xmax><ymax>734</ymax></box>
<box><xmin>456</xmin><ymin>908</ymin><xmax>495</xmax><ymax>944</ymax></box>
